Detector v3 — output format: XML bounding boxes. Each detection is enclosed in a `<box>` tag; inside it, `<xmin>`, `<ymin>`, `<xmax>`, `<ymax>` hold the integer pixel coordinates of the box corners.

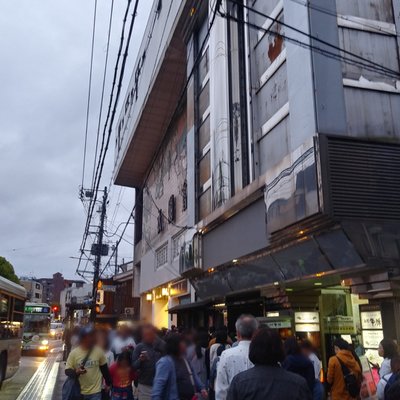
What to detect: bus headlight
<box><xmin>41</xmin><ymin>339</ymin><xmax>49</xmax><ymax>345</ymax></box>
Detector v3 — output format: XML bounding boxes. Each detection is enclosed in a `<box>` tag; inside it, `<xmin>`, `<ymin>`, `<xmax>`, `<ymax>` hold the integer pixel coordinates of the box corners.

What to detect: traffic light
<box><xmin>52</xmin><ymin>305</ymin><xmax>59</xmax><ymax>312</ymax></box>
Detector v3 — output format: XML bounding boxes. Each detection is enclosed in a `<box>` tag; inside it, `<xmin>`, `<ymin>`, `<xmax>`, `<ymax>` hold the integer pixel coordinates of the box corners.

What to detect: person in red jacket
<box><xmin>109</xmin><ymin>351</ymin><xmax>138</xmax><ymax>400</ymax></box>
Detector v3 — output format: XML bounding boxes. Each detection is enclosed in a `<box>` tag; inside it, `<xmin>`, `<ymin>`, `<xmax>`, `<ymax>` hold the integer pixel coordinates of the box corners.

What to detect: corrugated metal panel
<box><xmin>325</xmin><ymin>136</ymin><xmax>400</xmax><ymax>219</ymax></box>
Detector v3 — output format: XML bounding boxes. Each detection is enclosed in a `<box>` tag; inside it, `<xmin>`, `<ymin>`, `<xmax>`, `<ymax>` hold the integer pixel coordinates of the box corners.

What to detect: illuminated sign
<box><xmin>295</xmin><ymin>312</ymin><xmax>319</xmax><ymax>324</ymax></box>
<box><xmin>24</xmin><ymin>306</ymin><xmax>50</xmax><ymax>314</ymax></box>
<box><xmin>361</xmin><ymin>311</ymin><xmax>382</xmax><ymax>330</ymax></box>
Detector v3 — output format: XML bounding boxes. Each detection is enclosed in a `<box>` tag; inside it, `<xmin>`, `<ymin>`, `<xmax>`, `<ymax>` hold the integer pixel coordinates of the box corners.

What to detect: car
<box><xmin>50</xmin><ymin>322</ymin><xmax>63</xmax><ymax>340</ymax></box>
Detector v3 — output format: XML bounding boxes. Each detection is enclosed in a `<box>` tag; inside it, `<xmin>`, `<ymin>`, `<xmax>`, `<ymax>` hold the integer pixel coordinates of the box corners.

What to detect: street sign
<box><xmin>102</xmin><ymin>285</ymin><xmax>116</xmax><ymax>292</ymax></box>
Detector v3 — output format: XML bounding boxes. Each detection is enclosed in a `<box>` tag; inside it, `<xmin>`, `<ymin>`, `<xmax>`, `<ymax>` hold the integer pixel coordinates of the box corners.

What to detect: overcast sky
<box><xmin>0</xmin><ymin>1</ymin><xmax>152</xmax><ymax>279</ymax></box>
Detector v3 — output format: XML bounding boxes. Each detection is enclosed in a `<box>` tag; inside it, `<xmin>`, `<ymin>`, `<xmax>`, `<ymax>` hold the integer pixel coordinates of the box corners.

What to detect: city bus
<box><xmin>0</xmin><ymin>276</ymin><xmax>26</xmax><ymax>388</ymax></box>
<box><xmin>22</xmin><ymin>302</ymin><xmax>51</xmax><ymax>353</ymax></box>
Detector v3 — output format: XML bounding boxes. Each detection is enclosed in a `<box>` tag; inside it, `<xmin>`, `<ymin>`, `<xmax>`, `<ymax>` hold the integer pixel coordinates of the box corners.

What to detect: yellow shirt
<box><xmin>66</xmin><ymin>345</ymin><xmax>107</xmax><ymax>395</ymax></box>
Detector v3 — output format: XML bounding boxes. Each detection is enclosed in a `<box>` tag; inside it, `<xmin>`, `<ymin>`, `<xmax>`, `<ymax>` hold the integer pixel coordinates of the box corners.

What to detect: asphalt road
<box><xmin>1</xmin><ymin>339</ymin><xmax>63</xmax><ymax>400</ymax></box>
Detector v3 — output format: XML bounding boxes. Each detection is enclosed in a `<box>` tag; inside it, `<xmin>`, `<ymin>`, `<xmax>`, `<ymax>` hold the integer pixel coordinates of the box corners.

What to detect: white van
<box><xmin>50</xmin><ymin>322</ymin><xmax>63</xmax><ymax>339</ymax></box>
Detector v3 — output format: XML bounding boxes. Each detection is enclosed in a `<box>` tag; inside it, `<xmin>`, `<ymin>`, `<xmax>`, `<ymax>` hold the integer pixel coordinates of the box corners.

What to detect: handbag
<box><xmin>336</xmin><ymin>356</ymin><xmax>361</xmax><ymax>398</ymax></box>
<box><xmin>62</xmin><ymin>347</ymin><xmax>95</xmax><ymax>400</ymax></box>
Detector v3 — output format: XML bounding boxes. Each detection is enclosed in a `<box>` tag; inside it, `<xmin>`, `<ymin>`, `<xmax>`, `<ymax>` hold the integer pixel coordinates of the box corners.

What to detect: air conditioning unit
<box><xmin>125</xmin><ymin>307</ymin><xmax>134</xmax><ymax>315</ymax></box>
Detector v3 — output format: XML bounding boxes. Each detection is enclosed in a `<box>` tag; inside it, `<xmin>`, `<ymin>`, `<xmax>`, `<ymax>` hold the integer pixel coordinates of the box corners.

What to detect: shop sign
<box><xmin>295</xmin><ymin>312</ymin><xmax>319</xmax><ymax>324</ymax></box>
<box><xmin>361</xmin><ymin>311</ymin><xmax>382</xmax><ymax>330</ymax></box>
<box><xmin>323</xmin><ymin>316</ymin><xmax>356</xmax><ymax>334</ymax></box>
<box><xmin>266</xmin><ymin>320</ymin><xmax>292</xmax><ymax>329</ymax></box>
<box><xmin>102</xmin><ymin>285</ymin><xmax>116</xmax><ymax>292</ymax></box>
<box><xmin>362</xmin><ymin>330</ymin><xmax>384</xmax><ymax>350</ymax></box>
<box><xmin>170</xmin><ymin>279</ymin><xmax>189</xmax><ymax>297</ymax></box>
<box><xmin>295</xmin><ymin>323</ymin><xmax>320</xmax><ymax>333</ymax></box>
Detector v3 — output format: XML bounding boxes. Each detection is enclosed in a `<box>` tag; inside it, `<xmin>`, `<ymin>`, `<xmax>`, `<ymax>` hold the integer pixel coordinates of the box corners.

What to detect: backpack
<box><xmin>336</xmin><ymin>356</ymin><xmax>361</xmax><ymax>398</ymax></box>
<box><xmin>209</xmin><ymin>345</ymin><xmax>225</xmax><ymax>390</ymax></box>
<box><xmin>385</xmin><ymin>372</ymin><xmax>400</xmax><ymax>400</ymax></box>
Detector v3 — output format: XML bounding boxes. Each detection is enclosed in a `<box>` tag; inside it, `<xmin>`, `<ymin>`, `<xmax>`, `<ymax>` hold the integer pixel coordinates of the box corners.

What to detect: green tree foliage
<box><xmin>0</xmin><ymin>256</ymin><xmax>20</xmax><ymax>284</ymax></box>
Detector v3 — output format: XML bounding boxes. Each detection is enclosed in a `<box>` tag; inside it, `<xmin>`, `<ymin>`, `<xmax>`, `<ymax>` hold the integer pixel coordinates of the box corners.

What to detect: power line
<box><xmin>228</xmin><ymin>0</ymin><xmax>399</xmax><ymax>79</ymax></box>
<box><xmin>288</xmin><ymin>0</ymin><xmax>400</xmax><ymax>39</ymax></box>
<box><xmin>81</xmin><ymin>0</ymin><xmax>98</xmax><ymax>189</ymax></box>
<box><xmin>91</xmin><ymin>0</ymin><xmax>115</xmax><ymax>189</ymax></box>
<box><xmin>221</xmin><ymin>3</ymin><xmax>399</xmax><ymax>79</ymax></box>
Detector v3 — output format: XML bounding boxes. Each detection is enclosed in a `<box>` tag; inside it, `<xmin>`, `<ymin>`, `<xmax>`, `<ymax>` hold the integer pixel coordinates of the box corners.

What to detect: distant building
<box><xmin>38</xmin><ymin>272</ymin><xmax>85</xmax><ymax>307</ymax></box>
<box><xmin>60</xmin><ymin>282</ymin><xmax>92</xmax><ymax>323</ymax></box>
<box><xmin>20</xmin><ymin>278</ymin><xmax>43</xmax><ymax>303</ymax></box>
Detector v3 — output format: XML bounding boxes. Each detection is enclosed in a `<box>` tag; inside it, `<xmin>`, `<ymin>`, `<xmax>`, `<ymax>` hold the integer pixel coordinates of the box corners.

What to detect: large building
<box><xmin>113</xmin><ymin>0</ymin><xmax>400</xmax><ymax>366</ymax></box>
<box><xmin>20</xmin><ymin>278</ymin><xmax>43</xmax><ymax>303</ymax></box>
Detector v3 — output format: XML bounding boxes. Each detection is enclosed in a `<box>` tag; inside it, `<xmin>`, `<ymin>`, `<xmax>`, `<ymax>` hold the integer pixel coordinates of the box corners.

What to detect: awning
<box><xmin>168</xmin><ymin>299</ymin><xmax>216</xmax><ymax>314</ymax></box>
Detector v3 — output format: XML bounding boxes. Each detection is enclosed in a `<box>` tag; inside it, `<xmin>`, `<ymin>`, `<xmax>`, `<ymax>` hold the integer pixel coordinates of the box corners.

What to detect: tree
<box><xmin>0</xmin><ymin>257</ymin><xmax>19</xmax><ymax>284</ymax></box>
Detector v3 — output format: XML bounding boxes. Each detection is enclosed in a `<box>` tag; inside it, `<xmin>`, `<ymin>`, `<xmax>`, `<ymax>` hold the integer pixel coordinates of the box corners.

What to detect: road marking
<box><xmin>42</xmin><ymin>360</ymin><xmax>60</xmax><ymax>400</ymax></box>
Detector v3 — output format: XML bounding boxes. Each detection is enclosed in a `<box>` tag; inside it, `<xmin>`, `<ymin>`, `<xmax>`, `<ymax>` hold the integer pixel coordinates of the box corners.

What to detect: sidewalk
<box><xmin>51</xmin><ymin>359</ymin><xmax>66</xmax><ymax>400</ymax></box>
<box><xmin>16</xmin><ymin>352</ymin><xmax>61</xmax><ymax>400</ymax></box>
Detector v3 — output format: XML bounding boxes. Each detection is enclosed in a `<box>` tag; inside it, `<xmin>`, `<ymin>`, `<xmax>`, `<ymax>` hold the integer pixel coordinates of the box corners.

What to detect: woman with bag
<box><xmin>152</xmin><ymin>334</ymin><xmax>208</xmax><ymax>400</ymax></box>
<box><xmin>327</xmin><ymin>338</ymin><xmax>362</xmax><ymax>400</ymax></box>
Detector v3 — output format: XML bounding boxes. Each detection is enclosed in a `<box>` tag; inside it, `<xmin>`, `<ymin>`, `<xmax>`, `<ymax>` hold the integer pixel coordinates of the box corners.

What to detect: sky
<box><xmin>0</xmin><ymin>0</ymin><xmax>152</xmax><ymax>279</ymax></box>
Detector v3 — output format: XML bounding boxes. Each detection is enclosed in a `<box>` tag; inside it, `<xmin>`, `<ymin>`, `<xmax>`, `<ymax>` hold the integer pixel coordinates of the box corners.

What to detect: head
<box><xmin>235</xmin><ymin>314</ymin><xmax>259</xmax><ymax>341</ymax></box>
<box><xmin>119</xmin><ymin>324</ymin><xmax>131</xmax><ymax>339</ymax></box>
<box><xmin>300</xmin><ymin>339</ymin><xmax>314</xmax><ymax>357</ymax></box>
<box><xmin>249</xmin><ymin>328</ymin><xmax>285</xmax><ymax>366</ymax></box>
<box><xmin>215</xmin><ymin>329</ymin><xmax>228</xmax><ymax>345</ymax></box>
<box><xmin>117</xmin><ymin>351</ymin><xmax>132</xmax><ymax>368</ymax></box>
<box><xmin>165</xmin><ymin>333</ymin><xmax>186</xmax><ymax>358</ymax></box>
<box><xmin>284</xmin><ymin>336</ymin><xmax>301</xmax><ymax>356</ymax></box>
<box><xmin>79</xmin><ymin>326</ymin><xmax>96</xmax><ymax>349</ymax></box>
<box><xmin>333</xmin><ymin>338</ymin><xmax>350</xmax><ymax>355</ymax></box>
<box><xmin>379</xmin><ymin>339</ymin><xmax>398</xmax><ymax>359</ymax></box>
<box><xmin>95</xmin><ymin>329</ymin><xmax>109</xmax><ymax>351</ymax></box>
<box><xmin>141</xmin><ymin>324</ymin><xmax>157</xmax><ymax>345</ymax></box>
<box><xmin>391</xmin><ymin>355</ymin><xmax>400</xmax><ymax>374</ymax></box>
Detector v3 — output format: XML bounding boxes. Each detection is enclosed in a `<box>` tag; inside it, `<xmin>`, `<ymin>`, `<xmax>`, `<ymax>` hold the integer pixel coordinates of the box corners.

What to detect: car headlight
<box><xmin>41</xmin><ymin>339</ymin><xmax>49</xmax><ymax>345</ymax></box>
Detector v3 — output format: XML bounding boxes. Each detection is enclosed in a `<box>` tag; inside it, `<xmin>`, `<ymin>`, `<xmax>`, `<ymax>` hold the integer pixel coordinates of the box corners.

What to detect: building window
<box><xmin>195</xmin><ymin>16</ymin><xmax>211</xmax><ymax>222</ymax></box>
<box><xmin>35</xmin><ymin>293</ymin><xmax>40</xmax><ymax>299</ymax></box>
<box><xmin>35</xmin><ymin>283</ymin><xmax>40</xmax><ymax>290</ymax></box>
<box><xmin>155</xmin><ymin>242</ymin><xmax>168</xmax><ymax>270</ymax></box>
<box><xmin>172</xmin><ymin>231</ymin><xmax>185</xmax><ymax>260</ymax></box>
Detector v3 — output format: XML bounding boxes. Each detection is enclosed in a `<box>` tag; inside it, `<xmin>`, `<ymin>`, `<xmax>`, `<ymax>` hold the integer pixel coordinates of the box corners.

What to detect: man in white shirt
<box><xmin>215</xmin><ymin>314</ymin><xmax>259</xmax><ymax>400</ymax></box>
<box><xmin>111</xmin><ymin>324</ymin><xmax>136</xmax><ymax>358</ymax></box>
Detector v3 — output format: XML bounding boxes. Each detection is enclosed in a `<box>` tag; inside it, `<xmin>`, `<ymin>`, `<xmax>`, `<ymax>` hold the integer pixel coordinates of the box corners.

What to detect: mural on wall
<box><xmin>142</xmin><ymin>109</ymin><xmax>187</xmax><ymax>250</ymax></box>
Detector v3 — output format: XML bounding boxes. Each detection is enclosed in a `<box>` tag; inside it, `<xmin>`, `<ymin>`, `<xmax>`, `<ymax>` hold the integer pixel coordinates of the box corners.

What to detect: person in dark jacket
<box><xmin>283</xmin><ymin>336</ymin><xmax>315</xmax><ymax>393</ymax></box>
<box><xmin>227</xmin><ymin>328</ymin><xmax>312</xmax><ymax>400</ymax></box>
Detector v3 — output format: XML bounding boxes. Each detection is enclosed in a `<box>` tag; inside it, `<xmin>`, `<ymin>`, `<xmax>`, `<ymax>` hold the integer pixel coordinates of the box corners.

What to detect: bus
<box><xmin>22</xmin><ymin>302</ymin><xmax>51</xmax><ymax>353</ymax></box>
<box><xmin>0</xmin><ymin>276</ymin><xmax>26</xmax><ymax>388</ymax></box>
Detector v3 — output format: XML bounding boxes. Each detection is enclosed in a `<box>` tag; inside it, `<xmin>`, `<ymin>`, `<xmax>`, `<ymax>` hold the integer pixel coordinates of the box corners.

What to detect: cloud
<box><xmin>0</xmin><ymin>0</ymin><xmax>150</xmax><ymax>279</ymax></box>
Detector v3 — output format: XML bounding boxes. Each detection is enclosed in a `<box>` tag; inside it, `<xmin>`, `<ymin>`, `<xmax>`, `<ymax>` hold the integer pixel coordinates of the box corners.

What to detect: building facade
<box><xmin>20</xmin><ymin>278</ymin><xmax>43</xmax><ymax>303</ymax></box>
<box><xmin>114</xmin><ymin>0</ymin><xmax>400</xmax><ymax>365</ymax></box>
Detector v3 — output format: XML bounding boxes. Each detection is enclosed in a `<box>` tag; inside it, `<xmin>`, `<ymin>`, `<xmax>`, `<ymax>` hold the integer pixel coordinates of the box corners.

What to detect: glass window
<box><xmin>199</xmin><ymin>188</ymin><xmax>212</xmax><ymax>221</ymax></box>
<box><xmin>14</xmin><ymin>298</ymin><xmax>25</xmax><ymax>313</ymax></box>
<box><xmin>198</xmin><ymin>50</ymin><xmax>209</xmax><ymax>85</ymax></box>
<box><xmin>198</xmin><ymin>81</ymin><xmax>210</xmax><ymax>118</ymax></box>
<box><xmin>198</xmin><ymin>116</ymin><xmax>210</xmax><ymax>151</ymax></box>
<box><xmin>0</xmin><ymin>294</ymin><xmax>9</xmax><ymax>319</ymax></box>
<box><xmin>199</xmin><ymin>152</ymin><xmax>211</xmax><ymax>188</ymax></box>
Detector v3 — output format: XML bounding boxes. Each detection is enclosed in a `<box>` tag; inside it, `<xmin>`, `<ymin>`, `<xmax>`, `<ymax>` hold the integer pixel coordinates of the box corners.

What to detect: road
<box><xmin>1</xmin><ymin>339</ymin><xmax>63</xmax><ymax>400</ymax></box>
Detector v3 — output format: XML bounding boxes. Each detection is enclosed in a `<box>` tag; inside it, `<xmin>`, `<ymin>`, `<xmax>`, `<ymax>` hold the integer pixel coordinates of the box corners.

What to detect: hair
<box><xmin>301</xmin><ymin>340</ymin><xmax>314</xmax><ymax>351</ymax></box>
<box><xmin>165</xmin><ymin>333</ymin><xmax>184</xmax><ymax>357</ymax></box>
<box><xmin>391</xmin><ymin>355</ymin><xmax>400</xmax><ymax>373</ymax></box>
<box><xmin>215</xmin><ymin>330</ymin><xmax>228</xmax><ymax>345</ymax></box>
<box><xmin>235</xmin><ymin>314</ymin><xmax>259</xmax><ymax>340</ymax></box>
<box><xmin>195</xmin><ymin>328</ymin><xmax>209</xmax><ymax>359</ymax></box>
<box><xmin>284</xmin><ymin>336</ymin><xmax>301</xmax><ymax>356</ymax></box>
<box><xmin>380</xmin><ymin>339</ymin><xmax>399</xmax><ymax>359</ymax></box>
<box><xmin>249</xmin><ymin>328</ymin><xmax>285</xmax><ymax>366</ymax></box>
<box><xmin>334</xmin><ymin>338</ymin><xmax>350</xmax><ymax>351</ymax></box>
<box><xmin>117</xmin><ymin>351</ymin><xmax>132</xmax><ymax>364</ymax></box>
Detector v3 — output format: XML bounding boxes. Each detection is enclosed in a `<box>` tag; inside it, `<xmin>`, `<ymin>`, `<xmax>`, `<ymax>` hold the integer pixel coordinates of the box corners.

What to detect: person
<box><xmin>227</xmin><ymin>328</ymin><xmax>312</xmax><ymax>400</ymax></box>
<box><xmin>377</xmin><ymin>355</ymin><xmax>400</xmax><ymax>399</ymax></box>
<box><xmin>152</xmin><ymin>333</ymin><xmax>208</xmax><ymax>400</ymax></box>
<box><xmin>283</xmin><ymin>337</ymin><xmax>315</xmax><ymax>393</ymax></box>
<box><xmin>187</xmin><ymin>328</ymin><xmax>209</xmax><ymax>386</ymax></box>
<box><xmin>96</xmin><ymin>329</ymin><xmax>115</xmax><ymax>400</ymax></box>
<box><xmin>65</xmin><ymin>326</ymin><xmax>112</xmax><ymax>400</ymax></box>
<box><xmin>132</xmin><ymin>324</ymin><xmax>165</xmax><ymax>400</ymax></box>
<box><xmin>326</xmin><ymin>338</ymin><xmax>362</xmax><ymax>400</ymax></box>
<box><xmin>385</xmin><ymin>356</ymin><xmax>400</xmax><ymax>400</ymax></box>
<box><xmin>109</xmin><ymin>352</ymin><xmax>137</xmax><ymax>400</ymax></box>
<box><xmin>301</xmin><ymin>340</ymin><xmax>324</xmax><ymax>400</ymax></box>
<box><xmin>378</xmin><ymin>339</ymin><xmax>398</xmax><ymax>379</ymax></box>
<box><xmin>111</xmin><ymin>325</ymin><xmax>136</xmax><ymax>359</ymax></box>
<box><xmin>215</xmin><ymin>314</ymin><xmax>259</xmax><ymax>400</ymax></box>
<box><xmin>209</xmin><ymin>330</ymin><xmax>231</xmax><ymax>371</ymax></box>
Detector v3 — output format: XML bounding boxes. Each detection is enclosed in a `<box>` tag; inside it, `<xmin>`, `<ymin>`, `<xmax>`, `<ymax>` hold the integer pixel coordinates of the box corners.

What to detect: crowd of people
<box><xmin>62</xmin><ymin>316</ymin><xmax>400</xmax><ymax>400</ymax></box>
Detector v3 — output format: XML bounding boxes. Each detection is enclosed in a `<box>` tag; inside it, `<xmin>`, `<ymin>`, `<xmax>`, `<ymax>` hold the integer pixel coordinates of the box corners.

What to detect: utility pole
<box><xmin>90</xmin><ymin>186</ymin><xmax>107</xmax><ymax>323</ymax></box>
<box><xmin>114</xmin><ymin>242</ymin><xmax>119</xmax><ymax>276</ymax></box>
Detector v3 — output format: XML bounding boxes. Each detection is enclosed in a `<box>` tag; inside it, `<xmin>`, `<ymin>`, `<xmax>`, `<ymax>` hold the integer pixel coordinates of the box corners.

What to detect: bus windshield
<box><xmin>23</xmin><ymin>314</ymin><xmax>50</xmax><ymax>333</ymax></box>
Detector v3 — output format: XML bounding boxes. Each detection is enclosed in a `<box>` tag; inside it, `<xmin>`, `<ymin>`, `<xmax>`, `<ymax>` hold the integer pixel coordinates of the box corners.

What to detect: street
<box><xmin>1</xmin><ymin>340</ymin><xmax>63</xmax><ymax>400</ymax></box>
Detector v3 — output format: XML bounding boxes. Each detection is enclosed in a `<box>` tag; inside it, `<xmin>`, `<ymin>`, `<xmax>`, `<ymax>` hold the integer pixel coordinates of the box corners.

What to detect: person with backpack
<box><xmin>327</xmin><ymin>338</ymin><xmax>362</xmax><ymax>400</ymax></box>
<box><xmin>64</xmin><ymin>326</ymin><xmax>112</xmax><ymax>400</ymax></box>
<box><xmin>377</xmin><ymin>355</ymin><xmax>400</xmax><ymax>399</ymax></box>
<box><xmin>215</xmin><ymin>315</ymin><xmax>258</xmax><ymax>400</ymax></box>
